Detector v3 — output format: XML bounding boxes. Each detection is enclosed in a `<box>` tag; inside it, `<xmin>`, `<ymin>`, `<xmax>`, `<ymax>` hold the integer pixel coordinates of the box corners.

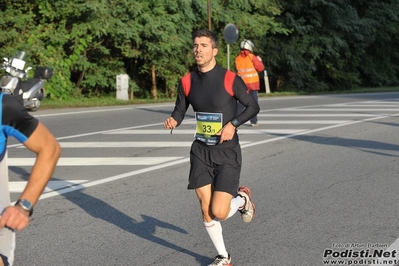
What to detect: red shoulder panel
<box><xmin>182</xmin><ymin>73</ymin><xmax>191</xmax><ymax>97</ymax></box>
<box><xmin>224</xmin><ymin>70</ymin><xmax>236</xmax><ymax>96</ymax></box>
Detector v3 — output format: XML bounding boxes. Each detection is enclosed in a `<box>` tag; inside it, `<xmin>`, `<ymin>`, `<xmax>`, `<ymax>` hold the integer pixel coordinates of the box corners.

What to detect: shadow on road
<box><xmin>8</xmin><ymin>166</ymin><xmax>210</xmax><ymax>264</ymax></box>
<box><xmin>61</xmin><ymin>188</ymin><xmax>210</xmax><ymax>265</ymax></box>
<box><xmin>289</xmin><ymin>134</ymin><xmax>399</xmax><ymax>157</ymax></box>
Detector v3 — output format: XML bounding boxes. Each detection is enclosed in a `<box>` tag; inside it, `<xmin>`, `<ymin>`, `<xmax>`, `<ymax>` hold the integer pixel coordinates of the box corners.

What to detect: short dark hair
<box><xmin>192</xmin><ymin>29</ymin><xmax>219</xmax><ymax>49</ymax></box>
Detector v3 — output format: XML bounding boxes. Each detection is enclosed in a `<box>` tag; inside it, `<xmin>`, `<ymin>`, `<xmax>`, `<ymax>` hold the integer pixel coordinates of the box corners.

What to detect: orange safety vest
<box><xmin>235</xmin><ymin>53</ymin><xmax>260</xmax><ymax>90</ymax></box>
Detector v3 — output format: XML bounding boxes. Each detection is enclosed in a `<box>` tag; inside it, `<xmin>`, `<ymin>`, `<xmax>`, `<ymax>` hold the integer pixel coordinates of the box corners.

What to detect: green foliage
<box><xmin>0</xmin><ymin>0</ymin><xmax>397</xmax><ymax>98</ymax></box>
<box><xmin>264</xmin><ymin>0</ymin><xmax>399</xmax><ymax>92</ymax></box>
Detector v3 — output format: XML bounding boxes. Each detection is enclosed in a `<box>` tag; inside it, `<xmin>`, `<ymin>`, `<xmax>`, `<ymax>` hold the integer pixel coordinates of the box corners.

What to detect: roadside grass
<box><xmin>41</xmin><ymin>86</ymin><xmax>399</xmax><ymax>109</ymax></box>
<box><xmin>41</xmin><ymin>95</ymin><xmax>176</xmax><ymax>109</ymax></box>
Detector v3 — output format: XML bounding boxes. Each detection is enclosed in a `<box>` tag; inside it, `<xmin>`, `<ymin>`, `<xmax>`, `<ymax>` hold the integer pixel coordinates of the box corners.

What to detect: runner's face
<box><xmin>193</xmin><ymin>36</ymin><xmax>218</xmax><ymax>71</ymax></box>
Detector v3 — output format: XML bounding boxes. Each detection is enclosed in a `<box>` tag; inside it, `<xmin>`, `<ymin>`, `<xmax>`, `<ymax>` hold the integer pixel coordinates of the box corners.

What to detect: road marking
<box><xmin>252</xmin><ymin>120</ymin><xmax>351</xmax><ymax>124</ymax></box>
<box><xmin>104</xmin><ymin>129</ymin><xmax>306</xmax><ymax>135</ymax></box>
<box><xmin>33</xmin><ymin>104</ymin><xmax>175</xmax><ymax>118</ymax></box>
<box><xmin>8</xmin><ymin>157</ymin><xmax>184</xmax><ymax>166</ymax></box>
<box><xmin>33</xmin><ymin>107</ymin><xmax>134</xmax><ymax>117</ymax></box>
<box><xmin>278</xmin><ymin>108</ymin><xmax>399</xmax><ymax>111</ymax></box>
<box><xmin>7</xmin><ymin>122</ymin><xmax>167</xmax><ymax>148</ymax></box>
<box><xmin>337</xmin><ymin>104</ymin><xmax>399</xmax><ymax>107</ymax></box>
<box><xmin>9</xmin><ymin>180</ymin><xmax>89</xmax><ymax>193</ymax></box>
<box><xmin>181</xmin><ymin>120</ymin><xmax>351</xmax><ymax>124</ymax></box>
<box><xmin>258</xmin><ymin>114</ymin><xmax>379</xmax><ymax>117</ymax></box>
<box><xmin>48</xmin><ymin>141</ymin><xmax>252</xmax><ymax>148</ymax></box>
<box><xmin>27</xmin><ymin>142</ymin><xmax>195</xmax><ymax>148</ymax></box>
<box><xmin>240</xmin><ymin>113</ymin><xmax>399</xmax><ymax>148</ymax></box>
<box><xmin>37</xmin><ymin>158</ymin><xmax>190</xmax><ymax>201</ymax></box>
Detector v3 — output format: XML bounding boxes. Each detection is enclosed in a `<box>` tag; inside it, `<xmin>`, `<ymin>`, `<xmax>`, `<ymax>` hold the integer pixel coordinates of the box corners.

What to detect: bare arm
<box><xmin>0</xmin><ymin>122</ymin><xmax>61</xmax><ymax>231</ymax></box>
<box><xmin>19</xmin><ymin>122</ymin><xmax>61</xmax><ymax>204</ymax></box>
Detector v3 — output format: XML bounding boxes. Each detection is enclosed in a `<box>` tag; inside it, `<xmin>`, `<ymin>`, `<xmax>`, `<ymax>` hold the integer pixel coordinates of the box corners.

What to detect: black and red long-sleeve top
<box><xmin>171</xmin><ymin>64</ymin><xmax>260</xmax><ymax>147</ymax></box>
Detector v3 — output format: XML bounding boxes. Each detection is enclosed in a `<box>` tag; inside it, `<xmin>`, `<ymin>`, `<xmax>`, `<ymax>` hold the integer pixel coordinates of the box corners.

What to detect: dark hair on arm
<box><xmin>192</xmin><ymin>29</ymin><xmax>219</xmax><ymax>49</ymax></box>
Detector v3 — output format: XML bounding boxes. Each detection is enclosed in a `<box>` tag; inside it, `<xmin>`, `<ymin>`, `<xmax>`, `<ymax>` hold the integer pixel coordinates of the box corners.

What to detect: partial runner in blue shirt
<box><xmin>0</xmin><ymin>93</ymin><xmax>61</xmax><ymax>266</ymax></box>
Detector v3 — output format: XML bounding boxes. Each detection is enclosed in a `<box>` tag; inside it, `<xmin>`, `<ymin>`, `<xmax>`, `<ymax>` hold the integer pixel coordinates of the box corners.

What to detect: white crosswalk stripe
<box><xmin>52</xmin><ymin>141</ymin><xmax>252</xmax><ymax>148</ymax></box>
<box><xmin>258</xmin><ymin>114</ymin><xmax>378</xmax><ymax>117</ymax></box>
<box><xmin>8</xmin><ymin>157</ymin><xmax>184</xmax><ymax>166</ymax></box>
<box><xmin>104</xmin><ymin>129</ymin><xmax>307</xmax><ymax>135</ymax></box>
<box><xmin>9</xmin><ymin>180</ymin><xmax>89</xmax><ymax>193</ymax></box>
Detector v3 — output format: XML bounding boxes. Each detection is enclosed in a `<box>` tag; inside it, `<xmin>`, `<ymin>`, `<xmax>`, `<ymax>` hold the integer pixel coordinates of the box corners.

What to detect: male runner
<box><xmin>164</xmin><ymin>29</ymin><xmax>259</xmax><ymax>266</ymax></box>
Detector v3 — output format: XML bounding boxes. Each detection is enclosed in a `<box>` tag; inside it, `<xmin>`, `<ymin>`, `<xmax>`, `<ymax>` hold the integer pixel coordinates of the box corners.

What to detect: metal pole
<box><xmin>227</xmin><ymin>44</ymin><xmax>230</xmax><ymax>70</ymax></box>
<box><xmin>264</xmin><ymin>70</ymin><xmax>271</xmax><ymax>94</ymax></box>
<box><xmin>207</xmin><ymin>0</ymin><xmax>211</xmax><ymax>30</ymax></box>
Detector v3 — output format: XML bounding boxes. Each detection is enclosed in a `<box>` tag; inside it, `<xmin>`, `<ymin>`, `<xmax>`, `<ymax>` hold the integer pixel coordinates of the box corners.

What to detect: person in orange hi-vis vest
<box><xmin>235</xmin><ymin>39</ymin><xmax>264</xmax><ymax>127</ymax></box>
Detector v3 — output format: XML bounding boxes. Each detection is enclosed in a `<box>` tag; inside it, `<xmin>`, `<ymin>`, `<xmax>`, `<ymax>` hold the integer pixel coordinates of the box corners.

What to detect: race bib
<box><xmin>195</xmin><ymin>112</ymin><xmax>223</xmax><ymax>145</ymax></box>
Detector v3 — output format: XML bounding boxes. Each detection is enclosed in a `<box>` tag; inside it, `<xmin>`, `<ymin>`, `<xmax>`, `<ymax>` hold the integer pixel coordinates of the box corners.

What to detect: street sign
<box><xmin>223</xmin><ymin>23</ymin><xmax>239</xmax><ymax>44</ymax></box>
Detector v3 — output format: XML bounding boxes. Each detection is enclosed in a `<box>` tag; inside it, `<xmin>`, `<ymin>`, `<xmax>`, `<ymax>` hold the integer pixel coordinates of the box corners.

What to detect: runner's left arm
<box><xmin>233</xmin><ymin>76</ymin><xmax>260</xmax><ymax>126</ymax></box>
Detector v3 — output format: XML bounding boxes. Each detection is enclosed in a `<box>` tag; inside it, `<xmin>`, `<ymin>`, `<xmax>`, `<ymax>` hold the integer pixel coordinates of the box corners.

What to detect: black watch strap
<box><xmin>15</xmin><ymin>199</ymin><xmax>33</xmax><ymax>217</ymax></box>
<box><xmin>230</xmin><ymin>118</ymin><xmax>240</xmax><ymax>127</ymax></box>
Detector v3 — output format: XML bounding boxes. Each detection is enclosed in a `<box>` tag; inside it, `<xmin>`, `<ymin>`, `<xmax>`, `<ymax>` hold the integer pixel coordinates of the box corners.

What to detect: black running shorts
<box><xmin>188</xmin><ymin>140</ymin><xmax>242</xmax><ymax>196</ymax></box>
<box><xmin>0</xmin><ymin>254</ymin><xmax>9</xmax><ymax>266</ymax></box>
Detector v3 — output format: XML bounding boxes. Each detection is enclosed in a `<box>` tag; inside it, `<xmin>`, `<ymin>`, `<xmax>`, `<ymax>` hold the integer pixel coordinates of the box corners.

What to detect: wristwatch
<box><xmin>15</xmin><ymin>199</ymin><xmax>33</xmax><ymax>217</ymax></box>
<box><xmin>230</xmin><ymin>118</ymin><xmax>240</xmax><ymax>128</ymax></box>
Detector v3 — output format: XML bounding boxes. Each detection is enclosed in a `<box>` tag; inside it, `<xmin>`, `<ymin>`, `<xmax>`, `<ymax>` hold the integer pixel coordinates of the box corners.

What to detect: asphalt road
<box><xmin>7</xmin><ymin>92</ymin><xmax>399</xmax><ymax>266</ymax></box>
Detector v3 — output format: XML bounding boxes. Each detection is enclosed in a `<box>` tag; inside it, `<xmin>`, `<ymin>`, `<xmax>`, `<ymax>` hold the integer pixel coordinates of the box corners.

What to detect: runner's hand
<box><xmin>164</xmin><ymin>117</ymin><xmax>177</xmax><ymax>130</ymax></box>
<box><xmin>217</xmin><ymin>122</ymin><xmax>236</xmax><ymax>143</ymax></box>
<box><xmin>0</xmin><ymin>206</ymin><xmax>30</xmax><ymax>231</ymax></box>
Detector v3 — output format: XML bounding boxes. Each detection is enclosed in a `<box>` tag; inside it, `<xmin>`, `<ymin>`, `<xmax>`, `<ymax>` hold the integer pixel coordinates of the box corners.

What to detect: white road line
<box><xmin>36</xmin><ymin>158</ymin><xmax>190</xmax><ymax>202</ymax></box>
<box><xmin>33</xmin><ymin>107</ymin><xmax>134</xmax><ymax>117</ymax></box>
<box><xmin>258</xmin><ymin>114</ymin><xmax>378</xmax><ymax>117</ymax></box>
<box><xmin>8</xmin><ymin>157</ymin><xmax>184</xmax><ymax>166</ymax></box>
<box><xmin>33</xmin><ymin>104</ymin><xmax>175</xmax><ymax>118</ymax></box>
<box><xmin>278</xmin><ymin>108</ymin><xmax>399</xmax><ymax>111</ymax></box>
<box><xmin>340</xmin><ymin>104</ymin><xmax>399</xmax><ymax>107</ymax></box>
<box><xmin>51</xmin><ymin>141</ymin><xmax>252</xmax><ymax>148</ymax></box>
<box><xmin>353</xmin><ymin>101</ymin><xmax>399</xmax><ymax>104</ymax></box>
<box><xmin>252</xmin><ymin>120</ymin><xmax>351</xmax><ymax>124</ymax></box>
<box><xmin>7</xmin><ymin>122</ymin><xmax>167</xmax><ymax>148</ymax></box>
<box><xmin>181</xmin><ymin>120</ymin><xmax>351</xmax><ymax>124</ymax></box>
<box><xmin>104</xmin><ymin>129</ymin><xmax>306</xmax><ymax>135</ymax></box>
<box><xmin>9</xmin><ymin>180</ymin><xmax>89</xmax><ymax>193</ymax></box>
<box><xmin>240</xmin><ymin>113</ymin><xmax>399</xmax><ymax>149</ymax></box>
<box><xmin>34</xmin><ymin>142</ymin><xmax>194</xmax><ymax>148</ymax></box>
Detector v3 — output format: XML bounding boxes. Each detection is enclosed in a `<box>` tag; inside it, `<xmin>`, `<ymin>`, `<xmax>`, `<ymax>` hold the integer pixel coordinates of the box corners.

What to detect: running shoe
<box><xmin>208</xmin><ymin>254</ymin><xmax>232</xmax><ymax>266</ymax></box>
<box><xmin>250</xmin><ymin>122</ymin><xmax>260</xmax><ymax>127</ymax></box>
<box><xmin>238</xmin><ymin>185</ymin><xmax>256</xmax><ymax>223</ymax></box>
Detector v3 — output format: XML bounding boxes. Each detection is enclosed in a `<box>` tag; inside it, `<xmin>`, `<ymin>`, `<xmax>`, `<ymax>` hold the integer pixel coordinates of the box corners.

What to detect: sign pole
<box><xmin>227</xmin><ymin>44</ymin><xmax>230</xmax><ymax>70</ymax></box>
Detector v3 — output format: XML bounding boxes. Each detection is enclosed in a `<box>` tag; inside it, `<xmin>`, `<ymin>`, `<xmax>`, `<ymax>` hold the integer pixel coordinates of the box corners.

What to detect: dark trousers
<box><xmin>237</xmin><ymin>90</ymin><xmax>258</xmax><ymax>124</ymax></box>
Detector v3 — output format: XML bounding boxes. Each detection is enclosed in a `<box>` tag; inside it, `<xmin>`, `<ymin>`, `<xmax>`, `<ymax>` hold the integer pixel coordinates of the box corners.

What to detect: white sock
<box><xmin>204</xmin><ymin>220</ymin><xmax>228</xmax><ymax>258</ymax></box>
<box><xmin>226</xmin><ymin>195</ymin><xmax>245</xmax><ymax>219</ymax></box>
